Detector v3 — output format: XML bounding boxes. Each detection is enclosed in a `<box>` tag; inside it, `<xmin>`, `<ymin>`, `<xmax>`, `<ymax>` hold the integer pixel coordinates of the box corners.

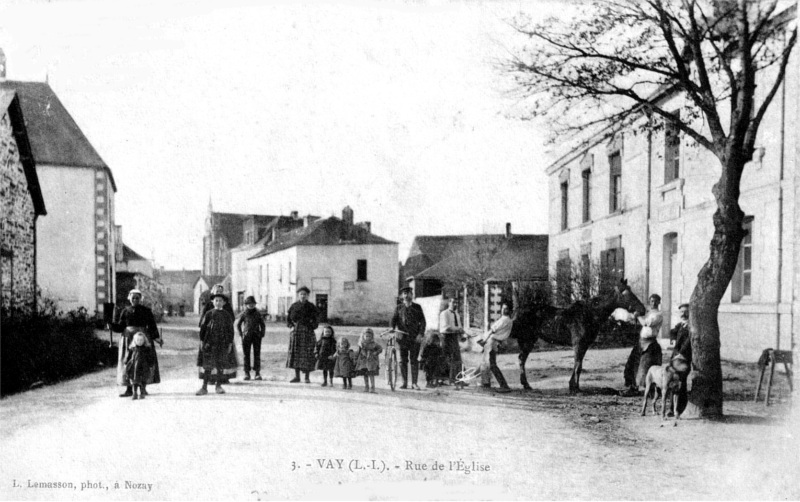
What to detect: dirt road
<box><xmin>1</xmin><ymin>316</ymin><xmax>797</xmax><ymax>500</ymax></box>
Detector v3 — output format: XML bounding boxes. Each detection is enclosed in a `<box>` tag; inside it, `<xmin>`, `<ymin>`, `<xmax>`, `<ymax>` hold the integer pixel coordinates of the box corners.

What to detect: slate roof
<box><xmin>248</xmin><ymin>217</ymin><xmax>396</xmax><ymax>260</ymax></box>
<box><xmin>156</xmin><ymin>269</ymin><xmax>202</xmax><ymax>285</ymax></box>
<box><xmin>404</xmin><ymin>234</ymin><xmax>549</xmax><ymax>281</ymax></box>
<box><xmin>121</xmin><ymin>244</ymin><xmax>148</xmax><ymax>262</ymax></box>
<box><xmin>0</xmin><ymin>89</ymin><xmax>46</xmax><ymax>215</ymax></box>
<box><xmin>194</xmin><ymin>275</ymin><xmax>227</xmax><ymax>289</ymax></box>
<box><xmin>0</xmin><ymin>80</ymin><xmax>116</xmax><ymax>191</ymax></box>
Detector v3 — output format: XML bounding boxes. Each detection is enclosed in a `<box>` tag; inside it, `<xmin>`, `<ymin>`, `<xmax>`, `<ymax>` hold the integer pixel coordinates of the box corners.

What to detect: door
<box><xmin>316</xmin><ymin>294</ymin><xmax>328</xmax><ymax>323</ymax></box>
<box><xmin>662</xmin><ymin>233</ymin><xmax>678</xmax><ymax>339</ymax></box>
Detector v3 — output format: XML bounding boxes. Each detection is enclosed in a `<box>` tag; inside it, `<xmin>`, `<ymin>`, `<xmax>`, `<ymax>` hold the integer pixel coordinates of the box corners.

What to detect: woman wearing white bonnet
<box><xmin>111</xmin><ymin>288</ymin><xmax>162</xmax><ymax>397</ymax></box>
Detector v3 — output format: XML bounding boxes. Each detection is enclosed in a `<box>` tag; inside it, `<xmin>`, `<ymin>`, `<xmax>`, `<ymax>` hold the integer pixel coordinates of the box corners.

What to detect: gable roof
<box><xmin>121</xmin><ymin>244</ymin><xmax>147</xmax><ymax>262</ymax></box>
<box><xmin>404</xmin><ymin>234</ymin><xmax>549</xmax><ymax>281</ymax></box>
<box><xmin>248</xmin><ymin>216</ymin><xmax>397</xmax><ymax>260</ymax></box>
<box><xmin>0</xmin><ymin>80</ymin><xmax>116</xmax><ymax>191</ymax></box>
<box><xmin>0</xmin><ymin>89</ymin><xmax>46</xmax><ymax>216</ymax></box>
<box><xmin>194</xmin><ymin>274</ymin><xmax>227</xmax><ymax>289</ymax></box>
<box><xmin>157</xmin><ymin>269</ymin><xmax>202</xmax><ymax>284</ymax></box>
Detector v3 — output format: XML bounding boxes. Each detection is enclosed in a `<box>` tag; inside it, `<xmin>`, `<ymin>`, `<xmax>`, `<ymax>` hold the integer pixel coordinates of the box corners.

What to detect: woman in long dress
<box><xmin>197</xmin><ymin>284</ymin><xmax>238</xmax><ymax>383</ymax></box>
<box><xmin>112</xmin><ymin>289</ymin><xmax>162</xmax><ymax>397</ymax></box>
<box><xmin>286</xmin><ymin>286</ymin><xmax>319</xmax><ymax>383</ymax></box>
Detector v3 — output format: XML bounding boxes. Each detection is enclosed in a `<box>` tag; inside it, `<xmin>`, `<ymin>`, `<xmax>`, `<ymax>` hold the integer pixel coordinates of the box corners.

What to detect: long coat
<box><xmin>197</xmin><ymin>295</ymin><xmax>238</xmax><ymax>382</ymax></box>
<box><xmin>331</xmin><ymin>349</ymin><xmax>356</xmax><ymax>378</ymax></box>
<box><xmin>315</xmin><ymin>336</ymin><xmax>337</xmax><ymax>371</ymax></box>
<box><xmin>198</xmin><ymin>308</ymin><xmax>237</xmax><ymax>381</ymax></box>
<box><xmin>286</xmin><ymin>301</ymin><xmax>319</xmax><ymax>372</ymax></box>
<box><xmin>354</xmin><ymin>342</ymin><xmax>383</xmax><ymax>376</ymax></box>
<box><xmin>112</xmin><ymin>305</ymin><xmax>160</xmax><ymax>386</ymax></box>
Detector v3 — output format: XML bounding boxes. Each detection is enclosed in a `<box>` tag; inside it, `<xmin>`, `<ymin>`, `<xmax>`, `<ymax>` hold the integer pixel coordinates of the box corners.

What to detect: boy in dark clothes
<box><xmin>419</xmin><ymin>333</ymin><xmax>447</xmax><ymax>388</ymax></box>
<box><xmin>197</xmin><ymin>293</ymin><xmax>235</xmax><ymax>396</ymax></box>
<box><xmin>237</xmin><ymin>296</ymin><xmax>266</xmax><ymax>381</ymax></box>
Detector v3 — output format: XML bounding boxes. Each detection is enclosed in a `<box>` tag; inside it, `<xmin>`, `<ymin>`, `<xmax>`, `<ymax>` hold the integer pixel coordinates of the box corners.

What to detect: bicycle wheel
<box><xmin>386</xmin><ymin>349</ymin><xmax>397</xmax><ymax>391</ymax></box>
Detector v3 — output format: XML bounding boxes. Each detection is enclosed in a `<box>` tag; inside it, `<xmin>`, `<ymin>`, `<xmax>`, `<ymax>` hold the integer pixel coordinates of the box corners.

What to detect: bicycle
<box><xmin>380</xmin><ymin>329</ymin><xmax>406</xmax><ymax>391</ymax></box>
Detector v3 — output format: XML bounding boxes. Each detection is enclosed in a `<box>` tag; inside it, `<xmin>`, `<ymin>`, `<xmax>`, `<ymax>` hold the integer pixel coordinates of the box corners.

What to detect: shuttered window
<box><xmin>609</xmin><ymin>152</ymin><xmax>622</xmax><ymax>213</ymax></box>
<box><xmin>665</xmin><ymin>114</ymin><xmax>681</xmax><ymax>182</ymax></box>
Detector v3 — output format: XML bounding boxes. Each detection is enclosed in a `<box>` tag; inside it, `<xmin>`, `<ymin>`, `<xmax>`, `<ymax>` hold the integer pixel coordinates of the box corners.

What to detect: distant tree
<box><xmin>437</xmin><ymin>236</ymin><xmax>512</xmax><ymax>295</ymax></box>
<box><xmin>505</xmin><ymin>0</ymin><xmax>796</xmax><ymax>417</ymax></box>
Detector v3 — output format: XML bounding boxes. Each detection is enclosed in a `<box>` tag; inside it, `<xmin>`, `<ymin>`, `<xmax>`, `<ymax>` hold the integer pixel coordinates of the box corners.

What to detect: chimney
<box><xmin>342</xmin><ymin>206</ymin><xmax>354</xmax><ymax>227</ymax></box>
<box><xmin>505</xmin><ymin>222</ymin><xmax>512</xmax><ymax>238</ymax></box>
<box><xmin>290</xmin><ymin>210</ymin><xmax>299</xmax><ymax>220</ymax></box>
<box><xmin>0</xmin><ymin>48</ymin><xmax>6</xmax><ymax>80</ymax></box>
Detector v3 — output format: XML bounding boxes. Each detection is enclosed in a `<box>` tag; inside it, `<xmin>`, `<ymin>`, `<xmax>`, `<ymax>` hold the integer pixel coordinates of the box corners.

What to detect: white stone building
<box><xmin>247</xmin><ymin>207</ymin><xmax>399</xmax><ymax>324</ymax></box>
<box><xmin>545</xmin><ymin>37</ymin><xmax>799</xmax><ymax>362</ymax></box>
<box><xmin>0</xmin><ymin>80</ymin><xmax>118</xmax><ymax>314</ymax></box>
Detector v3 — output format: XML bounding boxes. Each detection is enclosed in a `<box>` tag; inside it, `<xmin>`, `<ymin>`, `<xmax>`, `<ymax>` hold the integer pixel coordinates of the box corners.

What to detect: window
<box><xmin>579</xmin><ymin>244</ymin><xmax>592</xmax><ymax>300</ymax></box>
<box><xmin>357</xmin><ymin>259</ymin><xmax>368</xmax><ymax>281</ymax></box>
<box><xmin>600</xmin><ymin>237</ymin><xmax>625</xmax><ymax>294</ymax></box>
<box><xmin>665</xmin><ymin>114</ymin><xmax>681</xmax><ymax>182</ymax></box>
<box><xmin>609</xmin><ymin>152</ymin><xmax>622</xmax><ymax>212</ymax></box>
<box><xmin>732</xmin><ymin>217</ymin><xmax>754</xmax><ymax>302</ymax></box>
<box><xmin>556</xmin><ymin>249</ymin><xmax>572</xmax><ymax>305</ymax></box>
<box><xmin>582</xmin><ymin>169</ymin><xmax>591</xmax><ymax>223</ymax></box>
<box><xmin>560</xmin><ymin>181</ymin><xmax>569</xmax><ymax>230</ymax></box>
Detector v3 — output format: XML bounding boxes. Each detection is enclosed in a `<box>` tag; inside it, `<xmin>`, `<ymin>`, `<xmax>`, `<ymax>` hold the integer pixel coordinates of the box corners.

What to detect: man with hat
<box><xmin>391</xmin><ymin>286</ymin><xmax>426</xmax><ymax>390</ymax></box>
<box><xmin>237</xmin><ymin>295</ymin><xmax>266</xmax><ymax>380</ymax></box>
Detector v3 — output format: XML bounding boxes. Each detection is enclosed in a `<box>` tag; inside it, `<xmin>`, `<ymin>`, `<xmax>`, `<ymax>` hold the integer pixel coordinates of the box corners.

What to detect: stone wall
<box><xmin>0</xmin><ymin>107</ymin><xmax>36</xmax><ymax>314</ymax></box>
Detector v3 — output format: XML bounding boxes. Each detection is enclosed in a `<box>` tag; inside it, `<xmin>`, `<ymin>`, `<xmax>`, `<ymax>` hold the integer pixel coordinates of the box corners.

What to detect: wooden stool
<box><xmin>754</xmin><ymin>349</ymin><xmax>794</xmax><ymax>406</ymax></box>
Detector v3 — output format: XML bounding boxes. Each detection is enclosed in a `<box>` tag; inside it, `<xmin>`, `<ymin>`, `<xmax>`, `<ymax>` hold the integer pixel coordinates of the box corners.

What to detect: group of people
<box><xmin>617</xmin><ymin>285</ymin><xmax>693</xmax><ymax>412</ymax></box>
<box><xmin>111</xmin><ymin>282</ymin><xmax>694</xmax><ymax>408</ymax></box>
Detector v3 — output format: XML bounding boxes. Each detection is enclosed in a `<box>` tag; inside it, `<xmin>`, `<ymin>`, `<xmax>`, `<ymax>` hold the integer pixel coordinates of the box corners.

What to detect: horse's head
<box><xmin>590</xmin><ymin>278</ymin><xmax>646</xmax><ymax>319</ymax></box>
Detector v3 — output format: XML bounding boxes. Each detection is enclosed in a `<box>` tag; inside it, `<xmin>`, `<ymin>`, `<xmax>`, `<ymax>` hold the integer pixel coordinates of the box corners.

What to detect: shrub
<box><xmin>1</xmin><ymin>306</ymin><xmax>109</xmax><ymax>397</ymax></box>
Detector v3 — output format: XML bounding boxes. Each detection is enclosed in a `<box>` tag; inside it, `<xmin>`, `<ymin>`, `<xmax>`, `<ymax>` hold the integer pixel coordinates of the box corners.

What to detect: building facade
<box><xmin>156</xmin><ymin>268</ymin><xmax>201</xmax><ymax>314</ymax></box>
<box><xmin>201</xmin><ymin>200</ymin><xmax>313</xmax><ymax>277</ymax></box>
<box><xmin>247</xmin><ymin>207</ymin><xmax>399</xmax><ymax>324</ymax></box>
<box><xmin>0</xmin><ymin>80</ymin><xmax>118</xmax><ymax>315</ymax></box>
<box><xmin>546</xmin><ymin>45</ymin><xmax>798</xmax><ymax>362</ymax></box>
<box><xmin>0</xmin><ymin>90</ymin><xmax>46</xmax><ymax>315</ymax></box>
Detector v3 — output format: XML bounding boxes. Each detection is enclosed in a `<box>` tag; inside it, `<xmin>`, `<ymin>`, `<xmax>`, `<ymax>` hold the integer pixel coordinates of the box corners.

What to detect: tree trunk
<box><xmin>684</xmin><ymin>153</ymin><xmax>746</xmax><ymax>419</ymax></box>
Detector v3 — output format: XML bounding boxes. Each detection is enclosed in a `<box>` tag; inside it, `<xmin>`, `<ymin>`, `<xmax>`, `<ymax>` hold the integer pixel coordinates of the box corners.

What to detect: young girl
<box><xmin>330</xmin><ymin>338</ymin><xmax>355</xmax><ymax>389</ymax></box>
<box><xmin>419</xmin><ymin>333</ymin><xmax>447</xmax><ymax>388</ymax></box>
<box><xmin>355</xmin><ymin>328</ymin><xmax>382</xmax><ymax>393</ymax></box>
<box><xmin>314</xmin><ymin>325</ymin><xmax>337</xmax><ymax>387</ymax></box>
<box><xmin>125</xmin><ymin>332</ymin><xmax>151</xmax><ymax>400</ymax></box>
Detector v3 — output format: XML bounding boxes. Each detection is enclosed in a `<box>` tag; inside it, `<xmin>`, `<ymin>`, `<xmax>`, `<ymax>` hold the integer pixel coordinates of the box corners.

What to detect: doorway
<box><xmin>316</xmin><ymin>294</ymin><xmax>328</xmax><ymax>322</ymax></box>
<box><xmin>662</xmin><ymin>233</ymin><xmax>679</xmax><ymax>338</ymax></box>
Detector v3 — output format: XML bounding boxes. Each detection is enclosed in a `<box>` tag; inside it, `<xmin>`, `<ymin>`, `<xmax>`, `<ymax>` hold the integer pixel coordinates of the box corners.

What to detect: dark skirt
<box><xmin>286</xmin><ymin>325</ymin><xmax>316</xmax><ymax>372</ymax></box>
<box><xmin>117</xmin><ymin>326</ymin><xmax>161</xmax><ymax>386</ymax></box>
<box><xmin>636</xmin><ymin>340</ymin><xmax>663</xmax><ymax>387</ymax></box>
<box><xmin>197</xmin><ymin>343</ymin><xmax>238</xmax><ymax>382</ymax></box>
<box><xmin>442</xmin><ymin>332</ymin><xmax>462</xmax><ymax>374</ymax></box>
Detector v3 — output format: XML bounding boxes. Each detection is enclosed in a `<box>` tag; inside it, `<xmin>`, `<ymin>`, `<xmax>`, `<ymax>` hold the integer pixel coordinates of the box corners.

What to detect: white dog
<box><xmin>640</xmin><ymin>364</ymin><xmax>682</xmax><ymax>424</ymax></box>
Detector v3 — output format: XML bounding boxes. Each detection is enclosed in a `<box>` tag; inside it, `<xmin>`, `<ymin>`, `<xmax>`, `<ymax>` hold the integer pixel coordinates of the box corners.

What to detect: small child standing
<box><xmin>419</xmin><ymin>333</ymin><xmax>447</xmax><ymax>388</ymax></box>
<box><xmin>125</xmin><ymin>332</ymin><xmax>151</xmax><ymax>400</ymax></box>
<box><xmin>355</xmin><ymin>328</ymin><xmax>382</xmax><ymax>393</ymax></box>
<box><xmin>315</xmin><ymin>325</ymin><xmax>338</xmax><ymax>387</ymax></box>
<box><xmin>330</xmin><ymin>337</ymin><xmax>355</xmax><ymax>389</ymax></box>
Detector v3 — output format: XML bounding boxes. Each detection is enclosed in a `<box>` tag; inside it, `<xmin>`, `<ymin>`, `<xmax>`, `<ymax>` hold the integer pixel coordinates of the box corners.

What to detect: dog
<box><xmin>640</xmin><ymin>363</ymin><xmax>682</xmax><ymax>423</ymax></box>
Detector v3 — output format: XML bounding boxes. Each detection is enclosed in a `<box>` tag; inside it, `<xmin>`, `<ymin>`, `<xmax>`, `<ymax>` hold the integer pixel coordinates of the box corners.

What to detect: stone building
<box><xmin>0</xmin><ymin>80</ymin><xmax>118</xmax><ymax>314</ymax></box>
<box><xmin>114</xmin><ymin>240</ymin><xmax>160</xmax><ymax>312</ymax></box>
<box><xmin>545</xmin><ymin>29</ymin><xmax>798</xmax><ymax>361</ymax></box>
<box><xmin>246</xmin><ymin>207</ymin><xmax>398</xmax><ymax>324</ymax></box>
<box><xmin>156</xmin><ymin>268</ymin><xmax>201</xmax><ymax>314</ymax></box>
<box><xmin>0</xmin><ymin>89</ymin><xmax>46</xmax><ymax>315</ymax></box>
<box><xmin>202</xmin><ymin>200</ymin><xmax>312</xmax><ymax>278</ymax></box>
<box><xmin>402</xmin><ymin>225</ymin><xmax>549</xmax><ymax>327</ymax></box>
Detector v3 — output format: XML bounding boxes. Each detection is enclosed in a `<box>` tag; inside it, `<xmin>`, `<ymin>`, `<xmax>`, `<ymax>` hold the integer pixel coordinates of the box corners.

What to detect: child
<box><xmin>315</xmin><ymin>325</ymin><xmax>337</xmax><ymax>387</ymax></box>
<box><xmin>125</xmin><ymin>332</ymin><xmax>151</xmax><ymax>400</ymax></box>
<box><xmin>419</xmin><ymin>333</ymin><xmax>447</xmax><ymax>388</ymax></box>
<box><xmin>236</xmin><ymin>295</ymin><xmax>265</xmax><ymax>381</ymax></box>
<box><xmin>355</xmin><ymin>328</ymin><xmax>382</xmax><ymax>393</ymax></box>
<box><xmin>330</xmin><ymin>337</ymin><xmax>355</xmax><ymax>389</ymax></box>
<box><xmin>197</xmin><ymin>293</ymin><xmax>234</xmax><ymax>396</ymax></box>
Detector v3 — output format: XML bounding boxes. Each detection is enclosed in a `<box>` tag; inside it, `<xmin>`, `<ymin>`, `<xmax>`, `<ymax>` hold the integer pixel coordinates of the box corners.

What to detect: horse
<box><xmin>510</xmin><ymin>279</ymin><xmax>645</xmax><ymax>393</ymax></box>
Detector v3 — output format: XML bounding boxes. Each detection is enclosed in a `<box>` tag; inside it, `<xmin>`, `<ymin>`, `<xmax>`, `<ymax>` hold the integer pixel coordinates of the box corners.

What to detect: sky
<box><xmin>0</xmin><ymin>0</ymin><xmax>564</xmax><ymax>269</ymax></box>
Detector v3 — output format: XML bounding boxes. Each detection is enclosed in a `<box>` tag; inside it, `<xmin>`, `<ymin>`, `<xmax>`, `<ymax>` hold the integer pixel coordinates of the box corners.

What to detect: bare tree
<box><xmin>505</xmin><ymin>0</ymin><xmax>796</xmax><ymax>417</ymax></box>
<box><xmin>437</xmin><ymin>236</ymin><xmax>511</xmax><ymax>294</ymax></box>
